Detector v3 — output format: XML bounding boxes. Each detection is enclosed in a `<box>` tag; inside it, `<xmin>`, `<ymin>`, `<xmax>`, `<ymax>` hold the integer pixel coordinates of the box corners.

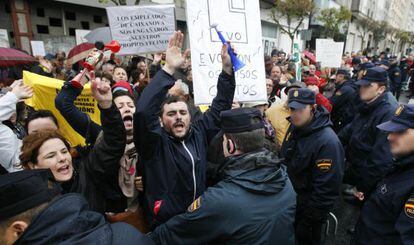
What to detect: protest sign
<box><xmin>0</xmin><ymin>29</ymin><xmax>9</xmax><ymax>48</ymax></box>
<box><xmin>316</xmin><ymin>39</ymin><xmax>344</xmax><ymax>68</ymax></box>
<box><xmin>23</xmin><ymin>71</ymin><xmax>101</xmax><ymax>146</ymax></box>
<box><xmin>186</xmin><ymin>0</ymin><xmax>267</xmax><ymax>105</ymax></box>
<box><xmin>106</xmin><ymin>5</ymin><xmax>175</xmax><ymax>55</ymax></box>
<box><xmin>75</xmin><ymin>29</ymin><xmax>91</xmax><ymax>45</ymax></box>
<box><xmin>30</xmin><ymin>41</ymin><xmax>46</xmax><ymax>57</ymax></box>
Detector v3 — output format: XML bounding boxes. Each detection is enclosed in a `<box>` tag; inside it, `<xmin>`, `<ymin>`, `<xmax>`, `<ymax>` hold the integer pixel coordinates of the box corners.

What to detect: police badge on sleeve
<box><xmin>316</xmin><ymin>159</ymin><xmax>333</xmax><ymax>172</ymax></box>
<box><xmin>404</xmin><ymin>198</ymin><xmax>414</xmax><ymax>218</ymax></box>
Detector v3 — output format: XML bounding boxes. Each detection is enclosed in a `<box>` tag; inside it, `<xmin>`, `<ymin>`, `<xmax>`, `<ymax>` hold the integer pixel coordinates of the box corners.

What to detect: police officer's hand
<box><xmin>163</xmin><ymin>31</ymin><xmax>190</xmax><ymax>76</ymax></box>
<box><xmin>354</xmin><ymin>191</ymin><xmax>364</xmax><ymax>201</ymax></box>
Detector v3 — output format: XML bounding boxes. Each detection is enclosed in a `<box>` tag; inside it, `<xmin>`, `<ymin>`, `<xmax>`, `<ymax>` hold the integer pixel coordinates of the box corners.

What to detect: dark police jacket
<box><xmin>388</xmin><ymin>64</ymin><xmax>402</xmax><ymax>86</ymax></box>
<box><xmin>329</xmin><ymin>80</ymin><xmax>359</xmax><ymax>132</ymax></box>
<box><xmin>281</xmin><ymin>106</ymin><xmax>344</xmax><ymax>220</ymax></box>
<box><xmin>354</xmin><ymin>154</ymin><xmax>414</xmax><ymax>244</ymax></box>
<box><xmin>149</xmin><ymin>150</ymin><xmax>297</xmax><ymax>245</ymax></box>
<box><xmin>339</xmin><ymin>93</ymin><xmax>397</xmax><ymax>194</ymax></box>
<box><xmin>15</xmin><ymin>194</ymin><xmax>154</xmax><ymax>245</ymax></box>
<box><xmin>134</xmin><ymin>70</ymin><xmax>235</xmax><ymax>228</ymax></box>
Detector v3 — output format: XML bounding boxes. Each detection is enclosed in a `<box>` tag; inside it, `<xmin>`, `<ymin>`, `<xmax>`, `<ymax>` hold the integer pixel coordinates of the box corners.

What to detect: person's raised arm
<box><xmin>84</xmin><ymin>78</ymin><xmax>126</xmax><ymax>186</ymax></box>
<box><xmin>55</xmin><ymin>68</ymin><xmax>101</xmax><ymax>144</ymax></box>
<box><xmin>134</xmin><ymin>31</ymin><xmax>190</xmax><ymax>158</ymax></box>
<box><xmin>195</xmin><ymin>43</ymin><xmax>236</xmax><ymax>138</ymax></box>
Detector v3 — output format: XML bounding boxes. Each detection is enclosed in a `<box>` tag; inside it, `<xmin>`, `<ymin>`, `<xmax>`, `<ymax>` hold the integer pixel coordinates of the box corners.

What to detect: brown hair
<box><xmin>19</xmin><ymin>130</ymin><xmax>71</xmax><ymax>169</ymax></box>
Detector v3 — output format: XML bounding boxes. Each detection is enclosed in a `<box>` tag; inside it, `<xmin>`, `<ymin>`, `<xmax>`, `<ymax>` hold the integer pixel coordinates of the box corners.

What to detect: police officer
<box><xmin>389</xmin><ymin>57</ymin><xmax>402</xmax><ymax>101</ymax></box>
<box><xmin>354</xmin><ymin>104</ymin><xmax>414</xmax><ymax>244</ymax></box>
<box><xmin>329</xmin><ymin>68</ymin><xmax>359</xmax><ymax>132</ymax></box>
<box><xmin>0</xmin><ymin>169</ymin><xmax>153</xmax><ymax>245</ymax></box>
<box><xmin>149</xmin><ymin>108</ymin><xmax>297</xmax><ymax>245</ymax></box>
<box><xmin>339</xmin><ymin>67</ymin><xmax>398</xmax><ymax>201</ymax></box>
<box><xmin>351</xmin><ymin>57</ymin><xmax>361</xmax><ymax>80</ymax></box>
<box><xmin>281</xmin><ymin>88</ymin><xmax>344</xmax><ymax>245</ymax></box>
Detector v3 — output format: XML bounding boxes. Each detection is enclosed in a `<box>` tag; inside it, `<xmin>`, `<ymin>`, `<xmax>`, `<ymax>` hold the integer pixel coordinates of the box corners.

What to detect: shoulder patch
<box><xmin>395</xmin><ymin>72</ymin><xmax>400</xmax><ymax>76</ymax></box>
<box><xmin>395</xmin><ymin>105</ymin><xmax>405</xmax><ymax>116</ymax></box>
<box><xmin>316</xmin><ymin>159</ymin><xmax>332</xmax><ymax>172</ymax></box>
<box><xmin>404</xmin><ymin>198</ymin><xmax>414</xmax><ymax>218</ymax></box>
<box><xmin>335</xmin><ymin>91</ymin><xmax>342</xmax><ymax>96</ymax></box>
<box><xmin>187</xmin><ymin>197</ymin><xmax>202</xmax><ymax>213</ymax></box>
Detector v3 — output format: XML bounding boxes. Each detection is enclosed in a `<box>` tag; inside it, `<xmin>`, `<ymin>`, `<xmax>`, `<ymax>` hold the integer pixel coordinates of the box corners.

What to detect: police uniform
<box><xmin>329</xmin><ymin>68</ymin><xmax>359</xmax><ymax>132</ymax></box>
<box><xmin>388</xmin><ymin>61</ymin><xmax>402</xmax><ymax>101</ymax></box>
<box><xmin>339</xmin><ymin>67</ymin><xmax>398</xmax><ymax>196</ymax></box>
<box><xmin>150</xmin><ymin>108</ymin><xmax>297</xmax><ymax>245</ymax></box>
<box><xmin>354</xmin><ymin>104</ymin><xmax>414</xmax><ymax>244</ymax></box>
<box><xmin>281</xmin><ymin>88</ymin><xmax>345</xmax><ymax>245</ymax></box>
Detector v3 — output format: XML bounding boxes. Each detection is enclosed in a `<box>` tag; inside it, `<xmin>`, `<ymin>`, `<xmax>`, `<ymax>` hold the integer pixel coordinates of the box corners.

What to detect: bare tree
<box><xmin>354</xmin><ymin>16</ymin><xmax>374</xmax><ymax>52</ymax></box>
<box><xmin>317</xmin><ymin>6</ymin><xmax>352</xmax><ymax>41</ymax></box>
<box><xmin>270</xmin><ymin>0</ymin><xmax>315</xmax><ymax>53</ymax></box>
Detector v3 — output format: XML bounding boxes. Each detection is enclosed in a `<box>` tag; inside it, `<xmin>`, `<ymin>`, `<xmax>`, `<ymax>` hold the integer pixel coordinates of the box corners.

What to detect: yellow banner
<box><xmin>23</xmin><ymin>71</ymin><xmax>101</xmax><ymax>146</ymax></box>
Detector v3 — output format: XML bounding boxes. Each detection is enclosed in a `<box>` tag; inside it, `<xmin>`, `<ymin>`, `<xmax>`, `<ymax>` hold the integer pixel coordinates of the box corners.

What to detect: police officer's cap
<box><xmin>0</xmin><ymin>169</ymin><xmax>61</xmax><ymax>219</ymax></box>
<box><xmin>359</xmin><ymin>62</ymin><xmax>375</xmax><ymax>70</ymax></box>
<box><xmin>378</xmin><ymin>60</ymin><xmax>390</xmax><ymax>67</ymax></box>
<box><xmin>352</xmin><ymin>57</ymin><xmax>361</xmax><ymax>65</ymax></box>
<box><xmin>356</xmin><ymin>67</ymin><xmax>388</xmax><ymax>86</ymax></box>
<box><xmin>336</xmin><ymin>68</ymin><xmax>350</xmax><ymax>77</ymax></box>
<box><xmin>377</xmin><ymin>104</ymin><xmax>414</xmax><ymax>132</ymax></box>
<box><xmin>220</xmin><ymin>108</ymin><xmax>264</xmax><ymax>133</ymax></box>
<box><xmin>288</xmin><ymin>88</ymin><xmax>316</xmax><ymax>109</ymax></box>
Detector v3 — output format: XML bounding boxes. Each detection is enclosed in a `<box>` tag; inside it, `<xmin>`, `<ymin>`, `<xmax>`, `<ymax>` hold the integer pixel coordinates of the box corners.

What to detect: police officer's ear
<box><xmin>227</xmin><ymin>139</ymin><xmax>236</xmax><ymax>154</ymax></box>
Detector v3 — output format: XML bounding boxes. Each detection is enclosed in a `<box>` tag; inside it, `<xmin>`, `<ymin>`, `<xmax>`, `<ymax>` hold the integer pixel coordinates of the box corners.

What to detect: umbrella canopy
<box><xmin>0</xmin><ymin>48</ymin><xmax>37</xmax><ymax>67</ymax></box>
<box><xmin>85</xmin><ymin>27</ymin><xmax>112</xmax><ymax>44</ymax></box>
<box><xmin>303</xmin><ymin>50</ymin><xmax>317</xmax><ymax>64</ymax></box>
<box><xmin>67</xmin><ymin>43</ymin><xmax>95</xmax><ymax>65</ymax></box>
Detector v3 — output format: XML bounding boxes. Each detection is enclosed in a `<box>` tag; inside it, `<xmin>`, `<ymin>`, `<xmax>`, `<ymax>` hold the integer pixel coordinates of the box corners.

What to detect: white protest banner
<box><xmin>30</xmin><ymin>41</ymin><xmax>46</xmax><ymax>57</ymax></box>
<box><xmin>0</xmin><ymin>29</ymin><xmax>9</xmax><ymax>48</ymax></box>
<box><xmin>316</xmin><ymin>39</ymin><xmax>344</xmax><ymax>68</ymax></box>
<box><xmin>75</xmin><ymin>29</ymin><xmax>91</xmax><ymax>45</ymax></box>
<box><xmin>106</xmin><ymin>5</ymin><xmax>175</xmax><ymax>55</ymax></box>
<box><xmin>186</xmin><ymin>0</ymin><xmax>267</xmax><ymax>105</ymax></box>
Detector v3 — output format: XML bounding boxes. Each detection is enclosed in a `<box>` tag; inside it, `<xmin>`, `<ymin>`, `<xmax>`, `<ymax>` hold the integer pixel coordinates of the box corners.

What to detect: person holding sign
<box><xmin>134</xmin><ymin>31</ymin><xmax>235</xmax><ymax>228</ymax></box>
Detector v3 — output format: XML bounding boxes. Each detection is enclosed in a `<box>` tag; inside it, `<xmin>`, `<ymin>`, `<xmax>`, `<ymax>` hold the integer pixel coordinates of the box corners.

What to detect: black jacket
<box><xmin>55</xmin><ymin>81</ymin><xmax>101</xmax><ymax>145</ymax></box>
<box><xmin>354</xmin><ymin>154</ymin><xmax>414</xmax><ymax>244</ymax></box>
<box><xmin>329</xmin><ymin>79</ymin><xmax>359</xmax><ymax>132</ymax></box>
<box><xmin>281</xmin><ymin>106</ymin><xmax>344</xmax><ymax>220</ymax></box>
<box><xmin>134</xmin><ymin>69</ymin><xmax>235</xmax><ymax>228</ymax></box>
<box><xmin>61</xmin><ymin>103</ymin><xmax>126</xmax><ymax>213</ymax></box>
<box><xmin>339</xmin><ymin>93</ymin><xmax>397</xmax><ymax>194</ymax></box>
<box><xmin>150</xmin><ymin>150</ymin><xmax>297</xmax><ymax>245</ymax></box>
<box><xmin>15</xmin><ymin>194</ymin><xmax>154</xmax><ymax>245</ymax></box>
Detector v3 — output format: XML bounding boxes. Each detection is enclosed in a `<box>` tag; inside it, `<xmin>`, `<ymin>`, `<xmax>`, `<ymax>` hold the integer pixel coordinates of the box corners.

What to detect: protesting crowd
<box><xmin>1</xmin><ymin>26</ymin><xmax>414</xmax><ymax>245</ymax></box>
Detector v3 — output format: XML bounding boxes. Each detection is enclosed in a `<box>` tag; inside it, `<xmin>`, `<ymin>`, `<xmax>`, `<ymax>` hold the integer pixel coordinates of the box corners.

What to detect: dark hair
<box><xmin>226</xmin><ymin>117</ymin><xmax>265</xmax><ymax>153</ymax></box>
<box><xmin>95</xmin><ymin>71</ymin><xmax>114</xmax><ymax>85</ymax></box>
<box><xmin>113</xmin><ymin>90</ymin><xmax>135</xmax><ymax>104</ymax></box>
<box><xmin>160</xmin><ymin>95</ymin><xmax>189</xmax><ymax>116</ymax></box>
<box><xmin>25</xmin><ymin>110</ymin><xmax>58</xmax><ymax>132</ymax></box>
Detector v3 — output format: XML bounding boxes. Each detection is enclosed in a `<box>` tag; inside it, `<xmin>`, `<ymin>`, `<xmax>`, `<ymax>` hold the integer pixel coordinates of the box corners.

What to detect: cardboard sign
<box><xmin>30</xmin><ymin>41</ymin><xmax>46</xmax><ymax>57</ymax></box>
<box><xmin>0</xmin><ymin>29</ymin><xmax>9</xmax><ymax>48</ymax></box>
<box><xmin>316</xmin><ymin>39</ymin><xmax>344</xmax><ymax>68</ymax></box>
<box><xmin>186</xmin><ymin>0</ymin><xmax>267</xmax><ymax>105</ymax></box>
<box><xmin>75</xmin><ymin>29</ymin><xmax>91</xmax><ymax>45</ymax></box>
<box><xmin>106</xmin><ymin>5</ymin><xmax>175</xmax><ymax>55</ymax></box>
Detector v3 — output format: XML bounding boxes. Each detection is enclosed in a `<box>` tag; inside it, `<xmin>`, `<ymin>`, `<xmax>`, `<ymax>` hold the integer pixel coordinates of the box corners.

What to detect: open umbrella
<box><xmin>303</xmin><ymin>50</ymin><xmax>317</xmax><ymax>64</ymax></box>
<box><xmin>85</xmin><ymin>27</ymin><xmax>112</xmax><ymax>44</ymax></box>
<box><xmin>0</xmin><ymin>47</ymin><xmax>37</xmax><ymax>67</ymax></box>
<box><xmin>67</xmin><ymin>43</ymin><xmax>95</xmax><ymax>65</ymax></box>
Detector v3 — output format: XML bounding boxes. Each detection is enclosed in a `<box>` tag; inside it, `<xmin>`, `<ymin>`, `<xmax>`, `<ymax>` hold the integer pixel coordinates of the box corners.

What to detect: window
<box><xmin>65</xmin><ymin>11</ymin><xmax>76</xmax><ymax>21</ymax></box>
<box><xmin>5</xmin><ymin>3</ymin><xmax>11</xmax><ymax>13</ymax></box>
<box><xmin>69</xmin><ymin>28</ymin><xmax>76</xmax><ymax>36</ymax></box>
<box><xmin>36</xmin><ymin>8</ymin><xmax>45</xmax><ymax>17</ymax></box>
<box><xmin>37</xmin><ymin>25</ymin><xmax>49</xmax><ymax>34</ymax></box>
<box><xmin>49</xmin><ymin>17</ymin><xmax>62</xmax><ymax>27</ymax></box>
<box><xmin>93</xmin><ymin>15</ymin><xmax>102</xmax><ymax>23</ymax></box>
<box><xmin>81</xmin><ymin>21</ymin><xmax>90</xmax><ymax>30</ymax></box>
